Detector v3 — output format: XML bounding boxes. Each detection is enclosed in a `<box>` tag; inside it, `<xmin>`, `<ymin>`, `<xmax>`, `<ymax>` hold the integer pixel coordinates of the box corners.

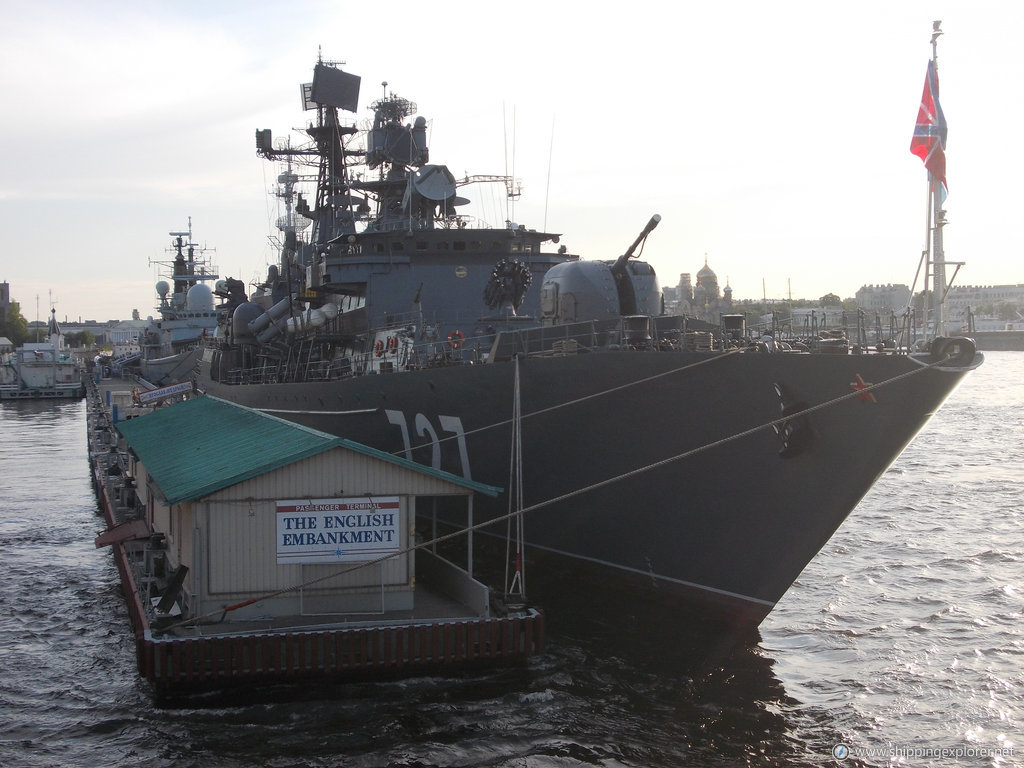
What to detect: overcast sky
<box><xmin>1</xmin><ymin>0</ymin><xmax>1020</xmax><ymax>322</ymax></box>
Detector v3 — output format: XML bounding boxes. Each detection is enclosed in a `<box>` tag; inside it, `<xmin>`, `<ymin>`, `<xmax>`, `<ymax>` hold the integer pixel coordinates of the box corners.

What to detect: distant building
<box><xmin>945</xmin><ymin>284</ymin><xmax>1024</xmax><ymax>314</ymax></box>
<box><xmin>59</xmin><ymin>319</ymin><xmax>144</xmax><ymax>347</ymax></box>
<box><xmin>679</xmin><ymin>273</ymin><xmax>693</xmax><ymax>304</ymax></box>
<box><xmin>855</xmin><ymin>284</ymin><xmax>911</xmax><ymax>314</ymax></box>
<box><xmin>0</xmin><ymin>282</ymin><xmax>8</xmax><ymax>325</ymax></box>
<box><xmin>105</xmin><ymin>320</ymin><xmax>148</xmax><ymax>346</ymax></box>
<box><xmin>669</xmin><ymin>258</ymin><xmax>732</xmax><ymax>321</ymax></box>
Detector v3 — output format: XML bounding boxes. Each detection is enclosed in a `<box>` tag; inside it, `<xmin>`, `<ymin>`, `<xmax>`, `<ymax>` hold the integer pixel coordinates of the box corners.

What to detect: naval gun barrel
<box><xmin>613</xmin><ymin>214</ymin><xmax>662</xmax><ymax>272</ymax></box>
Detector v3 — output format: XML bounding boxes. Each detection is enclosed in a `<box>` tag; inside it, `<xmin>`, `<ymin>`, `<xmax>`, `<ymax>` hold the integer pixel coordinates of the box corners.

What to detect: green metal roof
<box><xmin>115</xmin><ymin>395</ymin><xmax>502</xmax><ymax>505</ymax></box>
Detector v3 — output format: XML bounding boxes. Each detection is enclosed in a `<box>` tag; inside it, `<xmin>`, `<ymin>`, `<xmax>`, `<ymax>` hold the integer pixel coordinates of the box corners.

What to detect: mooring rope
<box><xmin>397</xmin><ymin>347</ymin><xmax>745</xmax><ymax>457</ymax></box>
<box><xmin>154</xmin><ymin>352</ymin><xmax>952</xmax><ymax>634</ymax></box>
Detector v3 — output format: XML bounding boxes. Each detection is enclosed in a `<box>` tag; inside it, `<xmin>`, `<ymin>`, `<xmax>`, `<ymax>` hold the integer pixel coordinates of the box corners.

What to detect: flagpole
<box><xmin>929</xmin><ymin>20</ymin><xmax>947</xmax><ymax>338</ymax></box>
<box><xmin>922</xmin><ymin>173</ymin><xmax>932</xmax><ymax>335</ymax></box>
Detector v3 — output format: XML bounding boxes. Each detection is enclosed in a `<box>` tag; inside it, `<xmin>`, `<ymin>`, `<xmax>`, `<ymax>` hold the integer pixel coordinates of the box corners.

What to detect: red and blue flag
<box><xmin>910</xmin><ymin>59</ymin><xmax>947</xmax><ymax>192</ymax></box>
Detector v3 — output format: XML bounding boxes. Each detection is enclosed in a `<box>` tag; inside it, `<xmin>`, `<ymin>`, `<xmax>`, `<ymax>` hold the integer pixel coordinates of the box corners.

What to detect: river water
<box><xmin>0</xmin><ymin>353</ymin><xmax>1019</xmax><ymax>767</ymax></box>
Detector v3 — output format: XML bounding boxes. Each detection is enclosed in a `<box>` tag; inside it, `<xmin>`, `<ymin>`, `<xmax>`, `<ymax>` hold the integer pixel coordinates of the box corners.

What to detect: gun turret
<box><xmin>611</xmin><ymin>214</ymin><xmax>661</xmax><ymax>315</ymax></box>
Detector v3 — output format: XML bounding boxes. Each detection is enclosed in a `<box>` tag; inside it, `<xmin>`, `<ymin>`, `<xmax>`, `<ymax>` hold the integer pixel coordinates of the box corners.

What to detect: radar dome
<box><xmin>156</xmin><ymin>280</ymin><xmax>170</xmax><ymax>298</ymax></box>
<box><xmin>186</xmin><ymin>283</ymin><xmax>214</xmax><ymax>311</ymax></box>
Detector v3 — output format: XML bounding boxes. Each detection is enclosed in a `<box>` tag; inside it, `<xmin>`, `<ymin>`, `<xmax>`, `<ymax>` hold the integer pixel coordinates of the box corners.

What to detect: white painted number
<box><xmin>385</xmin><ymin>410</ymin><xmax>473</xmax><ymax>480</ymax></box>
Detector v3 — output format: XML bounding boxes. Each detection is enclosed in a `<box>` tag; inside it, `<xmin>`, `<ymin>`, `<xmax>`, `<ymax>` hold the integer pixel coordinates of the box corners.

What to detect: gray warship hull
<box><xmin>198</xmin><ymin>342</ymin><xmax>978</xmax><ymax>626</ymax></box>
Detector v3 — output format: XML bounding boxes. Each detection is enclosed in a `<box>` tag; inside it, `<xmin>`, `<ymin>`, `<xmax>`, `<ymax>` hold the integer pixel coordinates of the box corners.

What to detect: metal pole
<box><xmin>930</xmin><ymin>21</ymin><xmax>946</xmax><ymax>338</ymax></box>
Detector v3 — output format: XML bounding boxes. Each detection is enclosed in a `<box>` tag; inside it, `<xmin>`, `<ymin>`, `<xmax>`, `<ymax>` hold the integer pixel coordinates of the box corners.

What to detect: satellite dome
<box><xmin>186</xmin><ymin>283</ymin><xmax>214</xmax><ymax>311</ymax></box>
<box><xmin>156</xmin><ymin>280</ymin><xmax>170</xmax><ymax>298</ymax></box>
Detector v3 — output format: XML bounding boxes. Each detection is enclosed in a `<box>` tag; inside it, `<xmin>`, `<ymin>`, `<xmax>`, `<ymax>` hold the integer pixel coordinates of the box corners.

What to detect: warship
<box><xmin>194</xmin><ymin>57</ymin><xmax>980</xmax><ymax>628</ymax></box>
<box><xmin>120</xmin><ymin>224</ymin><xmax>219</xmax><ymax>386</ymax></box>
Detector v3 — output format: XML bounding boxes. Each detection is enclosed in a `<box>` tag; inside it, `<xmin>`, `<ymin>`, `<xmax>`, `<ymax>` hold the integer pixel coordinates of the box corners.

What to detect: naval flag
<box><xmin>910</xmin><ymin>59</ymin><xmax>947</xmax><ymax>193</ymax></box>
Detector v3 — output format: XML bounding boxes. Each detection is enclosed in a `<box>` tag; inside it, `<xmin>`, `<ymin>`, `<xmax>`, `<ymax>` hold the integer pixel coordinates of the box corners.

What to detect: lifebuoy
<box><xmin>447</xmin><ymin>329</ymin><xmax>465</xmax><ymax>349</ymax></box>
<box><xmin>387</xmin><ymin>335</ymin><xmax>398</xmax><ymax>353</ymax></box>
<box><xmin>373</xmin><ymin>339</ymin><xmax>384</xmax><ymax>357</ymax></box>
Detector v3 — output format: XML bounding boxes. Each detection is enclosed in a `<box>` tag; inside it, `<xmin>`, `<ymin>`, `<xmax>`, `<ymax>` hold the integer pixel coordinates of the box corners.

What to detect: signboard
<box><xmin>136</xmin><ymin>380</ymin><xmax>194</xmax><ymax>404</ymax></box>
<box><xmin>275</xmin><ymin>497</ymin><xmax>401</xmax><ymax>564</ymax></box>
